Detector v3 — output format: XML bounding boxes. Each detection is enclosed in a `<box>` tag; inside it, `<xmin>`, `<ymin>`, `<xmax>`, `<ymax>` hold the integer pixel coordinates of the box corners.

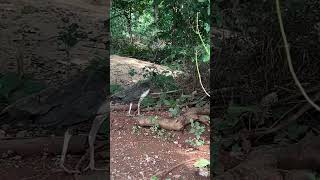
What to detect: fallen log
<box><xmin>134</xmin><ymin>107</ymin><xmax>210</xmax><ymax>131</ymax></box>
<box><xmin>0</xmin><ymin>136</ymin><xmax>106</xmax><ymax>156</ymax></box>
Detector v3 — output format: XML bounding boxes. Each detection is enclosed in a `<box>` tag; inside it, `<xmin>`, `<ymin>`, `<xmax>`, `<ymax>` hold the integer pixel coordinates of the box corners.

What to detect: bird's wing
<box><xmin>111</xmin><ymin>79</ymin><xmax>151</xmax><ymax>101</ymax></box>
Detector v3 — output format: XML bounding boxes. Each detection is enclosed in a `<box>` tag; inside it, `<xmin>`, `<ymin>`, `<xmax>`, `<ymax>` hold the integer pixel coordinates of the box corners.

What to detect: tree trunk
<box><xmin>126</xmin><ymin>7</ymin><xmax>132</xmax><ymax>43</ymax></box>
<box><xmin>153</xmin><ymin>0</ymin><xmax>158</xmax><ymax>26</ymax></box>
<box><xmin>16</xmin><ymin>46</ymin><xmax>24</xmax><ymax>78</ymax></box>
<box><xmin>171</xmin><ymin>4</ymin><xmax>178</xmax><ymax>46</ymax></box>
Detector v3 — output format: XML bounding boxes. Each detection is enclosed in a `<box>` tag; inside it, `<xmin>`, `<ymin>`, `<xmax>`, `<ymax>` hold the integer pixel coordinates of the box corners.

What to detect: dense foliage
<box><xmin>111</xmin><ymin>0</ymin><xmax>210</xmax><ymax>68</ymax></box>
<box><xmin>212</xmin><ymin>1</ymin><xmax>320</xmax><ymax>177</ymax></box>
<box><xmin>212</xmin><ymin>1</ymin><xmax>320</xmax><ymax>94</ymax></box>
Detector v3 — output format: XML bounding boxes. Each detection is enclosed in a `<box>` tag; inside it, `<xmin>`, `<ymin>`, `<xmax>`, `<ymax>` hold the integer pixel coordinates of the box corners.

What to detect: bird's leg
<box><xmin>127</xmin><ymin>102</ymin><xmax>133</xmax><ymax>116</ymax></box>
<box><xmin>137</xmin><ymin>99</ymin><xmax>141</xmax><ymax>116</ymax></box>
<box><xmin>83</xmin><ymin>115</ymin><xmax>107</xmax><ymax>171</ymax></box>
<box><xmin>137</xmin><ymin>89</ymin><xmax>150</xmax><ymax>116</ymax></box>
<box><xmin>59</xmin><ymin>129</ymin><xmax>80</xmax><ymax>174</ymax></box>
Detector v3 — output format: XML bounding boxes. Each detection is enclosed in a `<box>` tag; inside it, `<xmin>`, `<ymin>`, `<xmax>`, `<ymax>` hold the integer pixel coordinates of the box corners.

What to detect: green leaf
<box><xmin>169</xmin><ymin>106</ymin><xmax>179</xmax><ymax>117</ymax></box>
<box><xmin>141</xmin><ymin>96</ymin><xmax>156</xmax><ymax>107</ymax></box>
<box><xmin>194</xmin><ymin>158</ymin><xmax>210</xmax><ymax>168</ymax></box>
<box><xmin>201</xmin><ymin>53</ymin><xmax>210</xmax><ymax>62</ymax></box>
<box><xmin>110</xmin><ymin>84</ymin><xmax>124</xmax><ymax>94</ymax></box>
<box><xmin>149</xmin><ymin>116</ymin><xmax>159</xmax><ymax>124</ymax></box>
<box><xmin>150</xmin><ymin>175</ymin><xmax>159</xmax><ymax>180</ymax></box>
<box><xmin>128</xmin><ymin>68</ymin><xmax>137</xmax><ymax>77</ymax></box>
<box><xmin>204</xmin><ymin>23</ymin><xmax>210</xmax><ymax>33</ymax></box>
<box><xmin>163</xmin><ymin>99</ymin><xmax>171</xmax><ymax>106</ymax></box>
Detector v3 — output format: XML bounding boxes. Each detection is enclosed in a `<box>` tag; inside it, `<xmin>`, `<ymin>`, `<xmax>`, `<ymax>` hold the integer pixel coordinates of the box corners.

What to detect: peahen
<box><xmin>111</xmin><ymin>79</ymin><xmax>151</xmax><ymax>116</ymax></box>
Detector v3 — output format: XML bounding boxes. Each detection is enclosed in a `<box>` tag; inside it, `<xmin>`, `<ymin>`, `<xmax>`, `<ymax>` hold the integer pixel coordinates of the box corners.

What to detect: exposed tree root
<box><xmin>134</xmin><ymin>107</ymin><xmax>209</xmax><ymax>131</ymax></box>
<box><xmin>0</xmin><ymin>136</ymin><xmax>105</xmax><ymax>156</ymax></box>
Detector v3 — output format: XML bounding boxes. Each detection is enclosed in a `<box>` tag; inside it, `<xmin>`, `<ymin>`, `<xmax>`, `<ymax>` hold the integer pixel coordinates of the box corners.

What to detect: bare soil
<box><xmin>110</xmin><ymin>110</ymin><xmax>210</xmax><ymax>180</ymax></box>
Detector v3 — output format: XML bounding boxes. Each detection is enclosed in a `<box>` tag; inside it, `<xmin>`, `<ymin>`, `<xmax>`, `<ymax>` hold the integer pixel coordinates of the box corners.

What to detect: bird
<box><xmin>58</xmin><ymin>63</ymin><xmax>108</xmax><ymax>173</ymax></box>
<box><xmin>59</xmin><ymin>100</ymin><xmax>107</xmax><ymax>173</ymax></box>
<box><xmin>0</xmin><ymin>60</ymin><xmax>107</xmax><ymax>174</ymax></box>
<box><xmin>111</xmin><ymin>79</ymin><xmax>151</xmax><ymax>116</ymax></box>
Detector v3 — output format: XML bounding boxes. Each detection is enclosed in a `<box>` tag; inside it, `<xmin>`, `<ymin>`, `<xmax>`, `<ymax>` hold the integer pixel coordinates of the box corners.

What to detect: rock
<box><xmin>1</xmin><ymin>124</ymin><xmax>10</xmax><ymax>131</ymax></box>
<box><xmin>12</xmin><ymin>155</ymin><xmax>22</xmax><ymax>160</ymax></box>
<box><xmin>198</xmin><ymin>168</ymin><xmax>209</xmax><ymax>177</ymax></box>
<box><xmin>2</xmin><ymin>150</ymin><xmax>14</xmax><ymax>158</ymax></box>
<box><xmin>16</xmin><ymin>130</ymin><xmax>28</xmax><ymax>138</ymax></box>
<box><xmin>16</xmin><ymin>122</ymin><xmax>24</xmax><ymax>127</ymax></box>
<box><xmin>1</xmin><ymin>152</ymin><xmax>8</xmax><ymax>158</ymax></box>
<box><xmin>0</xmin><ymin>129</ymin><xmax>6</xmax><ymax>138</ymax></box>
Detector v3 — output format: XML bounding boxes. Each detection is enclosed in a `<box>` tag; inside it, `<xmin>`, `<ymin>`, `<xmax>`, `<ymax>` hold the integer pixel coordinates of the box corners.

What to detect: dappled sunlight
<box><xmin>111</xmin><ymin>55</ymin><xmax>182</xmax><ymax>87</ymax></box>
<box><xmin>175</xmin><ymin>145</ymin><xmax>210</xmax><ymax>168</ymax></box>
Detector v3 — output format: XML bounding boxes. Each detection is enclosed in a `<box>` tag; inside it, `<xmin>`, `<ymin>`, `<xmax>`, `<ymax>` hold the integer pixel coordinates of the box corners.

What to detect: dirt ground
<box><xmin>0</xmin><ymin>107</ymin><xmax>210</xmax><ymax>180</ymax></box>
<box><xmin>110</xmin><ymin>110</ymin><xmax>210</xmax><ymax>180</ymax></box>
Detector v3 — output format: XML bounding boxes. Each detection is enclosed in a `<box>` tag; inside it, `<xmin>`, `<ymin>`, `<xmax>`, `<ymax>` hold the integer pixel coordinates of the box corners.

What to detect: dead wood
<box><xmin>255</xmin><ymin>91</ymin><xmax>320</xmax><ymax>137</ymax></box>
<box><xmin>111</xmin><ymin>104</ymin><xmax>209</xmax><ymax>115</ymax></box>
<box><xmin>111</xmin><ymin>104</ymin><xmax>137</xmax><ymax>111</ymax></box>
<box><xmin>135</xmin><ymin>116</ymin><xmax>186</xmax><ymax>131</ymax></box>
<box><xmin>111</xmin><ymin>104</ymin><xmax>178</xmax><ymax>113</ymax></box>
<box><xmin>0</xmin><ymin>136</ymin><xmax>105</xmax><ymax>156</ymax></box>
<box><xmin>276</xmin><ymin>83</ymin><xmax>320</xmax><ymax>105</ymax></box>
<box><xmin>134</xmin><ymin>107</ymin><xmax>209</xmax><ymax>131</ymax></box>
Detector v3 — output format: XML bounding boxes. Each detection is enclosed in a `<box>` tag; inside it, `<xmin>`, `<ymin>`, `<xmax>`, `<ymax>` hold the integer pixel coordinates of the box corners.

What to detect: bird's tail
<box><xmin>110</xmin><ymin>91</ymin><xmax>125</xmax><ymax>101</ymax></box>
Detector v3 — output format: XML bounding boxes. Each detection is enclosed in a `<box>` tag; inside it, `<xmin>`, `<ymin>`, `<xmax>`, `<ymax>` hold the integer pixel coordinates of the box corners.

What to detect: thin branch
<box><xmin>150</xmin><ymin>89</ymin><xmax>182</xmax><ymax>95</ymax></box>
<box><xmin>153</xmin><ymin>157</ymin><xmax>200</xmax><ymax>179</ymax></box>
<box><xmin>196</xmin><ymin>12</ymin><xmax>210</xmax><ymax>55</ymax></box>
<box><xmin>195</xmin><ymin>50</ymin><xmax>211</xmax><ymax>97</ymax></box>
<box><xmin>193</xmin><ymin>12</ymin><xmax>210</xmax><ymax>97</ymax></box>
<box><xmin>276</xmin><ymin>0</ymin><xmax>320</xmax><ymax>112</ymax></box>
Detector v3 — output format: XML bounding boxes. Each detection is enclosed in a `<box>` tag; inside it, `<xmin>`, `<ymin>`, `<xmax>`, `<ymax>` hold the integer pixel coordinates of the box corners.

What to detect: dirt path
<box><xmin>110</xmin><ymin>110</ymin><xmax>210</xmax><ymax>180</ymax></box>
